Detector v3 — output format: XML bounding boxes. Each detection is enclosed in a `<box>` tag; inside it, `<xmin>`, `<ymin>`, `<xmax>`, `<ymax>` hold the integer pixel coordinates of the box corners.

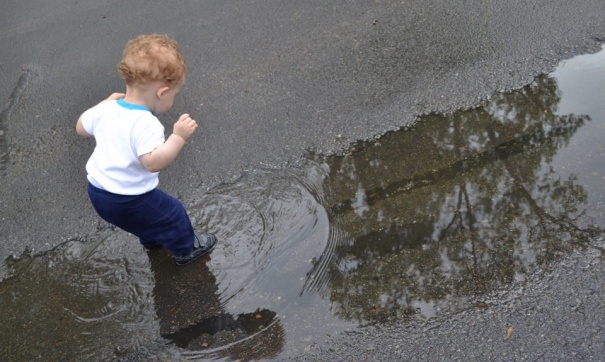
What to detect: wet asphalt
<box><xmin>1</xmin><ymin>0</ymin><xmax>605</xmax><ymax>360</ymax></box>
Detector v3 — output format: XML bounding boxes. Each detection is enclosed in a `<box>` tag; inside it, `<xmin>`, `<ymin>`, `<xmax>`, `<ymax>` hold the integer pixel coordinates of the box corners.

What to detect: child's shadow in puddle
<box><xmin>147</xmin><ymin>248</ymin><xmax>285</xmax><ymax>360</ymax></box>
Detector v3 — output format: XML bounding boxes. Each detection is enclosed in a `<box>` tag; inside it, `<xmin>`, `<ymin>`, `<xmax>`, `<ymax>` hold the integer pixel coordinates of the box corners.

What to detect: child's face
<box><xmin>154</xmin><ymin>78</ymin><xmax>185</xmax><ymax>115</ymax></box>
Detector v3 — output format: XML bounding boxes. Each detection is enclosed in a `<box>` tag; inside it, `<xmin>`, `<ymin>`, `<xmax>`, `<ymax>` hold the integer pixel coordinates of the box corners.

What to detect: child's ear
<box><xmin>156</xmin><ymin>86</ymin><xmax>170</xmax><ymax>99</ymax></box>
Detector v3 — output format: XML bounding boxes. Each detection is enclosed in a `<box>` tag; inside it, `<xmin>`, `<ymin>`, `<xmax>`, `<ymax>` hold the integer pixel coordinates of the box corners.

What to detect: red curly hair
<box><xmin>117</xmin><ymin>34</ymin><xmax>186</xmax><ymax>86</ymax></box>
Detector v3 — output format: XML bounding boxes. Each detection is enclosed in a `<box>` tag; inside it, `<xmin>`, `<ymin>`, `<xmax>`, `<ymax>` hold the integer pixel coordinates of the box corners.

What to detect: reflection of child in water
<box><xmin>76</xmin><ymin>34</ymin><xmax>216</xmax><ymax>265</ymax></box>
<box><xmin>148</xmin><ymin>248</ymin><xmax>284</xmax><ymax>359</ymax></box>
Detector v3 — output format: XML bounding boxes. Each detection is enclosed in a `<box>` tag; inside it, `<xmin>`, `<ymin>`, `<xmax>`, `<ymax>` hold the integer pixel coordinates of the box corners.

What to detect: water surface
<box><xmin>312</xmin><ymin>48</ymin><xmax>605</xmax><ymax>324</ymax></box>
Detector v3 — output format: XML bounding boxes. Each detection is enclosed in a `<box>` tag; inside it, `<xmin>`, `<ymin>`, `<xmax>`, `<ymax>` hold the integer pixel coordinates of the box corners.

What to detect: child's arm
<box><xmin>76</xmin><ymin>93</ymin><xmax>126</xmax><ymax>137</ymax></box>
<box><xmin>76</xmin><ymin>116</ymin><xmax>93</xmax><ymax>137</ymax></box>
<box><xmin>140</xmin><ymin>113</ymin><xmax>198</xmax><ymax>172</ymax></box>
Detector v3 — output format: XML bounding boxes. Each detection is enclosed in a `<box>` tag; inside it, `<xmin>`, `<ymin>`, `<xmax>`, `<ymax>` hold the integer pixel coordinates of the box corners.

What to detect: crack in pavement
<box><xmin>0</xmin><ymin>68</ymin><xmax>33</xmax><ymax>175</ymax></box>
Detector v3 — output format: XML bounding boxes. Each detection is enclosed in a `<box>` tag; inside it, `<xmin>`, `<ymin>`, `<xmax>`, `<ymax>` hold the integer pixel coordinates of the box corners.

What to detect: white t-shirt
<box><xmin>81</xmin><ymin>99</ymin><xmax>165</xmax><ymax>195</ymax></box>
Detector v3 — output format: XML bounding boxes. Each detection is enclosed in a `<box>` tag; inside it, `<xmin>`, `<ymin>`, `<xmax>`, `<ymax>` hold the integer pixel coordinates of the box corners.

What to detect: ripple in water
<box><xmin>0</xmin><ymin>231</ymin><xmax>160</xmax><ymax>361</ymax></box>
<box><xmin>191</xmin><ymin>167</ymin><xmax>330</xmax><ymax>310</ymax></box>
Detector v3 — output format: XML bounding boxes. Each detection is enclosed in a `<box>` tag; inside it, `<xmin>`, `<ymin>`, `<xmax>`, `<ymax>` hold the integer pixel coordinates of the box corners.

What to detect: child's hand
<box><xmin>76</xmin><ymin>93</ymin><xmax>127</xmax><ymax>138</ymax></box>
<box><xmin>105</xmin><ymin>93</ymin><xmax>126</xmax><ymax>101</ymax></box>
<box><xmin>173</xmin><ymin>113</ymin><xmax>198</xmax><ymax>141</ymax></box>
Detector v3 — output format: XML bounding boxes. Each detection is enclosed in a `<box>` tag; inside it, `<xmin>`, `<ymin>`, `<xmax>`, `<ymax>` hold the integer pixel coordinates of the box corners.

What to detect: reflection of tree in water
<box><xmin>312</xmin><ymin>75</ymin><xmax>598</xmax><ymax>324</ymax></box>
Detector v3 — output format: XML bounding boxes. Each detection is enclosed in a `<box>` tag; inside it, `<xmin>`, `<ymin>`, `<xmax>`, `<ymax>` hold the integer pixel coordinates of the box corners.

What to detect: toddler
<box><xmin>76</xmin><ymin>34</ymin><xmax>216</xmax><ymax>265</ymax></box>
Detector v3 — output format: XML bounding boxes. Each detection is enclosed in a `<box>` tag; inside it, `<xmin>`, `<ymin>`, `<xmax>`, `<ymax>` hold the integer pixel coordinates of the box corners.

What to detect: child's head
<box><xmin>118</xmin><ymin>34</ymin><xmax>186</xmax><ymax>88</ymax></box>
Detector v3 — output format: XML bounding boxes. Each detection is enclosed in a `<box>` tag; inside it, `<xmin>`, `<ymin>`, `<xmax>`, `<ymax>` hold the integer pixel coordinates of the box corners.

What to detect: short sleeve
<box><xmin>132</xmin><ymin>114</ymin><xmax>165</xmax><ymax>156</ymax></box>
<box><xmin>80</xmin><ymin>106</ymin><xmax>99</xmax><ymax>135</ymax></box>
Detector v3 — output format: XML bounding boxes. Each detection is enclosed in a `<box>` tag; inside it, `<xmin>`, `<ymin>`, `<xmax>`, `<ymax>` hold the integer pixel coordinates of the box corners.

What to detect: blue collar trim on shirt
<box><xmin>117</xmin><ymin>98</ymin><xmax>151</xmax><ymax>112</ymax></box>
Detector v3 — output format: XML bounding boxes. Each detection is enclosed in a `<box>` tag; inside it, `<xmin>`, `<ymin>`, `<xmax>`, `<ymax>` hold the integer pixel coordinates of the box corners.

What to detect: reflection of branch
<box><xmin>328</xmin><ymin>114</ymin><xmax>585</xmax><ymax>218</ymax></box>
<box><xmin>462</xmin><ymin>184</ymin><xmax>479</xmax><ymax>271</ymax></box>
<box><xmin>434</xmin><ymin>114</ymin><xmax>482</xmax><ymax>279</ymax></box>
<box><xmin>438</xmin><ymin>189</ymin><xmax>464</xmax><ymax>241</ymax></box>
<box><xmin>503</xmin><ymin>161</ymin><xmax>596</xmax><ymax>237</ymax></box>
<box><xmin>533</xmin><ymin>200</ymin><xmax>591</xmax><ymax>234</ymax></box>
<box><xmin>485</xmin><ymin>121</ymin><xmax>593</xmax><ymax>238</ymax></box>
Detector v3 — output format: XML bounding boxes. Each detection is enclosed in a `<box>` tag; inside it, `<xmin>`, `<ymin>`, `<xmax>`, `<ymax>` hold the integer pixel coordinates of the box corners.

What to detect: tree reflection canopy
<box><xmin>309</xmin><ymin>75</ymin><xmax>598</xmax><ymax>324</ymax></box>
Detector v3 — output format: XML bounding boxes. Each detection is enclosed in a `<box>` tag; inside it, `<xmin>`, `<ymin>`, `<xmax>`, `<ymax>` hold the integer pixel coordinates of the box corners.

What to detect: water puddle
<box><xmin>311</xmin><ymin>47</ymin><xmax>605</xmax><ymax>324</ymax></box>
<box><xmin>0</xmin><ymin>165</ymin><xmax>338</xmax><ymax>361</ymax></box>
<box><xmin>1</xmin><ymin>46</ymin><xmax>604</xmax><ymax>360</ymax></box>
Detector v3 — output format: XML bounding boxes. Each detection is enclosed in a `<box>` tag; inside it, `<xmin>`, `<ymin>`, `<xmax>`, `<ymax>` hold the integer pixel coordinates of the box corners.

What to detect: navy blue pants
<box><xmin>87</xmin><ymin>183</ymin><xmax>194</xmax><ymax>256</ymax></box>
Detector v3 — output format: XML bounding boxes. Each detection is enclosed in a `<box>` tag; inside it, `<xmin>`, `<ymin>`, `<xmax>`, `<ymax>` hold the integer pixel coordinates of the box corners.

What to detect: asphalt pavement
<box><xmin>1</xmin><ymin>0</ymin><xmax>605</xmax><ymax>360</ymax></box>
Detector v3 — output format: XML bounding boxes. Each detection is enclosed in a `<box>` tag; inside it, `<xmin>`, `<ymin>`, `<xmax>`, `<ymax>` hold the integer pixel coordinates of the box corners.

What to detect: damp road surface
<box><xmin>1</xmin><ymin>1</ymin><xmax>605</xmax><ymax>361</ymax></box>
<box><xmin>2</xmin><ymin>45</ymin><xmax>605</xmax><ymax>361</ymax></box>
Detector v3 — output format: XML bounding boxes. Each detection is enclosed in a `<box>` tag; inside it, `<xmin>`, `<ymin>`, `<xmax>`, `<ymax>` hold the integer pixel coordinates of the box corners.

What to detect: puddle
<box><xmin>312</xmin><ymin>47</ymin><xmax>605</xmax><ymax>324</ymax></box>
<box><xmin>0</xmin><ymin>165</ymin><xmax>340</xmax><ymax>361</ymax></box>
<box><xmin>1</xmin><ymin>46</ymin><xmax>604</xmax><ymax>360</ymax></box>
